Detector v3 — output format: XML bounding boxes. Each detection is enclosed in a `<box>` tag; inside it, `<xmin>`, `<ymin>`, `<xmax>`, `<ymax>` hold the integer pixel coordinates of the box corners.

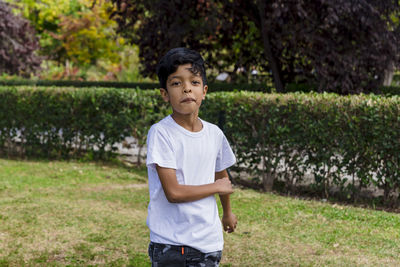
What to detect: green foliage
<box><xmin>283</xmin><ymin>83</ymin><xmax>316</xmax><ymax>93</ymax></box>
<box><xmin>7</xmin><ymin>0</ymin><xmax>148</xmax><ymax>82</ymax></box>
<box><xmin>378</xmin><ymin>85</ymin><xmax>400</xmax><ymax>96</ymax></box>
<box><xmin>0</xmin><ymin>79</ymin><xmax>160</xmax><ymax>89</ymax></box>
<box><xmin>53</xmin><ymin>0</ymin><xmax>122</xmax><ymax>66</ymax></box>
<box><xmin>201</xmin><ymin>91</ymin><xmax>400</xmax><ymax>204</ymax></box>
<box><xmin>0</xmin><ymin>87</ymin><xmax>399</xmax><ymax>205</ymax></box>
<box><xmin>0</xmin><ymin>80</ymin><xmax>272</xmax><ymax>92</ymax></box>
<box><xmin>113</xmin><ymin>45</ymin><xmax>150</xmax><ymax>82</ymax></box>
<box><xmin>37</xmin><ymin>45</ymin><xmax>154</xmax><ymax>82</ymax></box>
<box><xmin>8</xmin><ymin>0</ymin><xmax>82</xmax><ymax>59</ymax></box>
<box><xmin>391</xmin><ymin>74</ymin><xmax>400</xmax><ymax>86</ymax></box>
<box><xmin>0</xmin><ymin>87</ymin><xmax>169</xmax><ymax>159</ymax></box>
<box><xmin>208</xmin><ymin>83</ymin><xmax>271</xmax><ymax>93</ymax></box>
<box><xmin>9</xmin><ymin>0</ymin><xmax>124</xmax><ymax>67</ymax></box>
<box><xmin>284</xmin><ymin>83</ymin><xmax>400</xmax><ymax>96</ymax></box>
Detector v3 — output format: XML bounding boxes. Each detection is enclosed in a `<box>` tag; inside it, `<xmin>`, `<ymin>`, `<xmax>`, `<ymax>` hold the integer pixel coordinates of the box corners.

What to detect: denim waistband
<box><xmin>150</xmin><ymin>241</ymin><xmax>202</xmax><ymax>255</ymax></box>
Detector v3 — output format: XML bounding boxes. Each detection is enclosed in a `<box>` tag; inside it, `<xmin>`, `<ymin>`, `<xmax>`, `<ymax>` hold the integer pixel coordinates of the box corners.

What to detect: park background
<box><xmin>1</xmin><ymin>0</ymin><xmax>400</xmax><ymax>266</ymax></box>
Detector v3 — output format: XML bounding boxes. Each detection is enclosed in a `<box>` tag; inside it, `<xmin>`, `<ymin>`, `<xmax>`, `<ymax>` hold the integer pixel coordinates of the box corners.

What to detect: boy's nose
<box><xmin>183</xmin><ymin>83</ymin><xmax>192</xmax><ymax>93</ymax></box>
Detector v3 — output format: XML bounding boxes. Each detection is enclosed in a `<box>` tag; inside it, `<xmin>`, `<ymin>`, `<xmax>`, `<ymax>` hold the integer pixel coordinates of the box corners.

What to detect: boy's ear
<box><xmin>202</xmin><ymin>85</ymin><xmax>208</xmax><ymax>100</ymax></box>
<box><xmin>160</xmin><ymin>88</ymin><xmax>169</xmax><ymax>102</ymax></box>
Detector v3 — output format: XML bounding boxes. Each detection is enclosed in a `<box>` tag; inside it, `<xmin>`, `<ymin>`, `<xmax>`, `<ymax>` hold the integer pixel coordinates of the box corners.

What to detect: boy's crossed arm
<box><xmin>156</xmin><ymin>165</ymin><xmax>237</xmax><ymax>232</ymax></box>
<box><xmin>156</xmin><ymin>165</ymin><xmax>233</xmax><ymax>203</ymax></box>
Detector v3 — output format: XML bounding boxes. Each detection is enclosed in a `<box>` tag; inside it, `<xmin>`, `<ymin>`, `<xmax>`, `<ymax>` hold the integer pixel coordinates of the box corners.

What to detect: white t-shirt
<box><xmin>146</xmin><ymin>115</ymin><xmax>236</xmax><ymax>253</ymax></box>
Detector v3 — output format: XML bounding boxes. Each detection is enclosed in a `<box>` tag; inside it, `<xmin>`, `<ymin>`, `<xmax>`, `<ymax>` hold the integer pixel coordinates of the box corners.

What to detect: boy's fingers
<box><xmin>224</xmin><ymin>223</ymin><xmax>236</xmax><ymax>233</ymax></box>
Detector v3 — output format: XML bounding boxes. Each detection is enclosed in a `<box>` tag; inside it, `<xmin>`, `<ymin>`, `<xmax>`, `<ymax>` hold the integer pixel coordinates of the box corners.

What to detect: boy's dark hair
<box><xmin>156</xmin><ymin>47</ymin><xmax>207</xmax><ymax>90</ymax></box>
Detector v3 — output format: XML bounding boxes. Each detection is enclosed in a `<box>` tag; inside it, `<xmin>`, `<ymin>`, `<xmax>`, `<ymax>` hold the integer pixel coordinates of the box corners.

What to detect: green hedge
<box><xmin>378</xmin><ymin>85</ymin><xmax>400</xmax><ymax>96</ymax></box>
<box><xmin>201</xmin><ymin>92</ymin><xmax>400</xmax><ymax>204</ymax></box>
<box><xmin>0</xmin><ymin>86</ymin><xmax>170</xmax><ymax>159</ymax></box>
<box><xmin>0</xmin><ymin>79</ymin><xmax>271</xmax><ymax>92</ymax></box>
<box><xmin>393</xmin><ymin>74</ymin><xmax>400</xmax><ymax>85</ymax></box>
<box><xmin>284</xmin><ymin>82</ymin><xmax>400</xmax><ymax>95</ymax></box>
<box><xmin>1</xmin><ymin>79</ymin><xmax>398</xmax><ymax>94</ymax></box>
<box><xmin>1</xmin><ymin>86</ymin><xmax>399</xmax><ymax>205</ymax></box>
<box><xmin>0</xmin><ymin>80</ymin><xmax>160</xmax><ymax>89</ymax></box>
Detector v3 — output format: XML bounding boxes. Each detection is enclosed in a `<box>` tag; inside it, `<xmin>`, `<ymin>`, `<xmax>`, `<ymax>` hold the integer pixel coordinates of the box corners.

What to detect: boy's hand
<box><xmin>222</xmin><ymin>212</ymin><xmax>237</xmax><ymax>233</ymax></box>
<box><xmin>215</xmin><ymin>177</ymin><xmax>233</xmax><ymax>195</ymax></box>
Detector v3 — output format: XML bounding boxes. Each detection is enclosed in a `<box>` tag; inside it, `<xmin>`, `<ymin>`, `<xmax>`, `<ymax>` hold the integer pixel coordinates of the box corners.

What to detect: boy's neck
<box><xmin>171</xmin><ymin>112</ymin><xmax>203</xmax><ymax>132</ymax></box>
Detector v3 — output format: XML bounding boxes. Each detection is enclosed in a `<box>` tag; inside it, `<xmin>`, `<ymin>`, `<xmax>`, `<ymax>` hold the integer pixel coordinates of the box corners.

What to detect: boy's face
<box><xmin>160</xmin><ymin>63</ymin><xmax>208</xmax><ymax>117</ymax></box>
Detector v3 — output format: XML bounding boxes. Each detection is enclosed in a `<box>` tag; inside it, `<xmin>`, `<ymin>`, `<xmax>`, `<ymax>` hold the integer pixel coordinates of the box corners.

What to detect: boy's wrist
<box><xmin>222</xmin><ymin>209</ymin><xmax>233</xmax><ymax>216</ymax></box>
<box><xmin>214</xmin><ymin>180</ymin><xmax>224</xmax><ymax>194</ymax></box>
<box><xmin>212</xmin><ymin>181</ymin><xmax>219</xmax><ymax>194</ymax></box>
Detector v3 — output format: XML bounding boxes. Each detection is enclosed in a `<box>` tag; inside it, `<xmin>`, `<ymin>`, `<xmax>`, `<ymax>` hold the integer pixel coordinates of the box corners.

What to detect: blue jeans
<box><xmin>148</xmin><ymin>242</ymin><xmax>222</xmax><ymax>267</ymax></box>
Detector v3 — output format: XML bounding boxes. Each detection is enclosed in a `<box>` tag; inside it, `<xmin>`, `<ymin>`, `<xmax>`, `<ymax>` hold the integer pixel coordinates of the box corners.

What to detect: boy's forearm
<box><xmin>168</xmin><ymin>183</ymin><xmax>219</xmax><ymax>203</ymax></box>
<box><xmin>156</xmin><ymin>165</ymin><xmax>232</xmax><ymax>203</ymax></box>
<box><xmin>156</xmin><ymin>165</ymin><xmax>233</xmax><ymax>203</ymax></box>
<box><xmin>219</xmin><ymin>194</ymin><xmax>232</xmax><ymax>214</ymax></box>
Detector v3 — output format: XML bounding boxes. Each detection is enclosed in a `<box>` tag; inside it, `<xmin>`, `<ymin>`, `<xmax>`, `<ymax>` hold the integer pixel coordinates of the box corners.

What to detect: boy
<box><xmin>146</xmin><ymin>47</ymin><xmax>237</xmax><ymax>266</ymax></box>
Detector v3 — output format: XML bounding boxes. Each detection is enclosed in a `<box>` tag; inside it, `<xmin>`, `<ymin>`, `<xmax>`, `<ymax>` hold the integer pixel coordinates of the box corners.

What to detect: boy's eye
<box><xmin>192</xmin><ymin>80</ymin><xmax>201</xmax><ymax>85</ymax></box>
<box><xmin>171</xmin><ymin>81</ymin><xmax>181</xmax><ymax>86</ymax></box>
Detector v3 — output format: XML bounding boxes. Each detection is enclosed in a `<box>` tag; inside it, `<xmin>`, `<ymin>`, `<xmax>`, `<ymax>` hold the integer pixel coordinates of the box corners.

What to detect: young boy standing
<box><xmin>146</xmin><ymin>47</ymin><xmax>238</xmax><ymax>266</ymax></box>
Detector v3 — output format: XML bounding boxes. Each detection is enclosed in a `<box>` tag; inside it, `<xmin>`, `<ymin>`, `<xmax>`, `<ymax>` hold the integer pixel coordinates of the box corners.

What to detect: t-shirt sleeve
<box><xmin>146</xmin><ymin>125</ymin><xmax>176</xmax><ymax>169</ymax></box>
<box><xmin>215</xmin><ymin>133</ymin><xmax>236</xmax><ymax>172</ymax></box>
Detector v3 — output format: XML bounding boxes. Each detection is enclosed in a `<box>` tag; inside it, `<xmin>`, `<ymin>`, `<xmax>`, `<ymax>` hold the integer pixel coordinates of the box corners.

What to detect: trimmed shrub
<box><xmin>201</xmin><ymin>92</ymin><xmax>400</xmax><ymax>204</ymax></box>
<box><xmin>1</xmin><ymin>86</ymin><xmax>399</xmax><ymax>205</ymax></box>
<box><xmin>0</xmin><ymin>86</ymin><xmax>169</xmax><ymax>159</ymax></box>
<box><xmin>284</xmin><ymin>83</ymin><xmax>400</xmax><ymax>96</ymax></box>
<box><xmin>0</xmin><ymin>80</ymin><xmax>272</xmax><ymax>92</ymax></box>
<box><xmin>0</xmin><ymin>80</ymin><xmax>160</xmax><ymax>89</ymax></box>
<box><xmin>378</xmin><ymin>86</ymin><xmax>400</xmax><ymax>96</ymax></box>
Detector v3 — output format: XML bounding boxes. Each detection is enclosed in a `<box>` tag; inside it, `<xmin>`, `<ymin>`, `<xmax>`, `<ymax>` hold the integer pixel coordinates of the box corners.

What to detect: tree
<box><xmin>50</xmin><ymin>0</ymin><xmax>122</xmax><ymax>66</ymax></box>
<box><xmin>6</xmin><ymin>0</ymin><xmax>81</xmax><ymax>61</ymax></box>
<box><xmin>110</xmin><ymin>0</ymin><xmax>267</xmax><ymax>86</ymax></box>
<box><xmin>111</xmin><ymin>0</ymin><xmax>400</xmax><ymax>94</ymax></box>
<box><xmin>0</xmin><ymin>0</ymin><xmax>41</xmax><ymax>76</ymax></box>
<box><xmin>9</xmin><ymin>0</ymin><xmax>124</xmax><ymax>67</ymax></box>
<box><xmin>258</xmin><ymin>0</ymin><xmax>400</xmax><ymax>94</ymax></box>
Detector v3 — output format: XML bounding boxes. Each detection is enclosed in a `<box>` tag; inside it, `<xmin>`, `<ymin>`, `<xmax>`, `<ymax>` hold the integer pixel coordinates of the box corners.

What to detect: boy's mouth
<box><xmin>181</xmin><ymin>97</ymin><xmax>196</xmax><ymax>103</ymax></box>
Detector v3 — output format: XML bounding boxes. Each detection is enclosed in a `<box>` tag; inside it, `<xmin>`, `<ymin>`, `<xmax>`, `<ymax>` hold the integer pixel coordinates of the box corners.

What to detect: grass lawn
<box><xmin>0</xmin><ymin>158</ymin><xmax>399</xmax><ymax>266</ymax></box>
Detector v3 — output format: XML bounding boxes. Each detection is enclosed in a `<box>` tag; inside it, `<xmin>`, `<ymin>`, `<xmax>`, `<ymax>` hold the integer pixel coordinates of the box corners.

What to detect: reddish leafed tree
<box><xmin>110</xmin><ymin>0</ymin><xmax>400</xmax><ymax>94</ymax></box>
<box><xmin>258</xmin><ymin>0</ymin><xmax>400</xmax><ymax>94</ymax></box>
<box><xmin>0</xmin><ymin>1</ymin><xmax>42</xmax><ymax>77</ymax></box>
<box><xmin>110</xmin><ymin>0</ymin><xmax>269</xmax><ymax>85</ymax></box>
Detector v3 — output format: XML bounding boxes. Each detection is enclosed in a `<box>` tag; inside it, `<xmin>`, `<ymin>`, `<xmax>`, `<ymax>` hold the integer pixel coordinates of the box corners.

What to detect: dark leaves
<box><xmin>0</xmin><ymin>1</ymin><xmax>42</xmax><ymax>77</ymax></box>
<box><xmin>110</xmin><ymin>0</ymin><xmax>400</xmax><ymax>94</ymax></box>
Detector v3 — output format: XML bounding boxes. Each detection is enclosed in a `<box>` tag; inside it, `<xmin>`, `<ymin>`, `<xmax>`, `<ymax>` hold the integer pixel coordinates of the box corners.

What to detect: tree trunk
<box><xmin>383</xmin><ymin>62</ymin><xmax>395</xmax><ymax>86</ymax></box>
<box><xmin>263</xmin><ymin>170</ymin><xmax>275</xmax><ymax>192</ymax></box>
<box><xmin>257</xmin><ymin>0</ymin><xmax>285</xmax><ymax>93</ymax></box>
<box><xmin>137</xmin><ymin>145</ymin><xmax>142</xmax><ymax>165</ymax></box>
<box><xmin>262</xmin><ymin>153</ymin><xmax>275</xmax><ymax>192</ymax></box>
